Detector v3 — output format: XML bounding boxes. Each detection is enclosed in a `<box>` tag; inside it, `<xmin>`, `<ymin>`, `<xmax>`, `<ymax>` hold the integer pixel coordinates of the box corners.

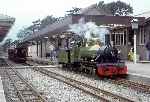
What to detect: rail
<box><xmin>0</xmin><ymin>58</ymin><xmax>48</xmax><ymax>102</ymax></box>
<box><xmin>111</xmin><ymin>78</ymin><xmax>150</xmax><ymax>94</ymax></box>
<box><xmin>34</xmin><ymin>67</ymin><xmax>134</xmax><ymax>102</ymax></box>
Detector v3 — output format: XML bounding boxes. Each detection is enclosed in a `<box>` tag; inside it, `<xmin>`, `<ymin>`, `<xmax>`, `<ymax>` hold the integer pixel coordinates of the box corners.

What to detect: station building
<box><xmin>20</xmin><ymin>5</ymin><xmax>150</xmax><ymax>61</ymax></box>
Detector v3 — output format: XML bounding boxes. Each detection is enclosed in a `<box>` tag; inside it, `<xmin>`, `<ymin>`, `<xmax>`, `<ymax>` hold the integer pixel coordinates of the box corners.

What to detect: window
<box><xmin>139</xmin><ymin>28</ymin><xmax>146</xmax><ymax>45</ymax></box>
<box><xmin>116</xmin><ymin>34</ymin><xmax>121</xmax><ymax>45</ymax></box>
<box><xmin>105</xmin><ymin>34</ymin><xmax>110</xmax><ymax>44</ymax></box>
<box><xmin>111</xmin><ymin>31</ymin><xmax>126</xmax><ymax>46</ymax></box>
<box><xmin>149</xmin><ymin>31</ymin><xmax>150</xmax><ymax>40</ymax></box>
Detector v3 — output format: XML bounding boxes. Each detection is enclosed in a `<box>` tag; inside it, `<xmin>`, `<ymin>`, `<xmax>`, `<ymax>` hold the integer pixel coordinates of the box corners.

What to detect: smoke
<box><xmin>68</xmin><ymin>18</ymin><xmax>109</xmax><ymax>43</ymax></box>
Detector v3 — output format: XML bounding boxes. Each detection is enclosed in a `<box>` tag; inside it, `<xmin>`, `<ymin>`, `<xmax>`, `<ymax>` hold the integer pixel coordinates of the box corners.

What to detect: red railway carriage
<box><xmin>8</xmin><ymin>49</ymin><xmax>15</xmax><ymax>60</ymax></box>
<box><xmin>8</xmin><ymin>47</ymin><xmax>27</xmax><ymax>63</ymax></box>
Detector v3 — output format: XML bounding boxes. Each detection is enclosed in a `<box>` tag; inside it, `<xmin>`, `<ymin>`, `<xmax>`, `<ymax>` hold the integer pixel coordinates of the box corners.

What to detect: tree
<box><xmin>2</xmin><ymin>38</ymin><xmax>13</xmax><ymax>50</ymax></box>
<box><xmin>13</xmin><ymin>40</ymin><xmax>20</xmax><ymax>45</ymax></box>
<box><xmin>66</xmin><ymin>7</ymin><xmax>81</xmax><ymax>15</ymax></box>
<box><xmin>97</xmin><ymin>1</ymin><xmax>109</xmax><ymax>13</ymax></box>
<box><xmin>17</xmin><ymin>15</ymin><xmax>58</xmax><ymax>40</ymax></box>
<box><xmin>40</xmin><ymin>15</ymin><xmax>58</xmax><ymax>29</ymax></box>
<box><xmin>17</xmin><ymin>27</ymin><xmax>31</xmax><ymax>39</ymax></box>
<box><xmin>5</xmin><ymin>38</ymin><xmax>13</xmax><ymax>45</ymax></box>
<box><xmin>17</xmin><ymin>28</ymin><xmax>26</xmax><ymax>39</ymax></box>
<box><xmin>105</xmin><ymin>1</ymin><xmax>133</xmax><ymax>16</ymax></box>
<box><xmin>96</xmin><ymin>1</ymin><xmax>133</xmax><ymax>16</ymax></box>
<box><xmin>97</xmin><ymin>1</ymin><xmax>105</xmax><ymax>9</ymax></box>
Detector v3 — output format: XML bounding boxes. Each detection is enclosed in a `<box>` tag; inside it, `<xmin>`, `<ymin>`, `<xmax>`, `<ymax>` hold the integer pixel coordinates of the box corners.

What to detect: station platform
<box><xmin>0</xmin><ymin>76</ymin><xmax>6</xmax><ymax>102</ymax></box>
<box><xmin>126</xmin><ymin>62</ymin><xmax>150</xmax><ymax>78</ymax></box>
<box><xmin>27</xmin><ymin>57</ymin><xmax>56</xmax><ymax>65</ymax></box>
<box><xmin>28</xmin><ymin>57</ymin><xmax>150</xmax><ymax>78</ymax></box>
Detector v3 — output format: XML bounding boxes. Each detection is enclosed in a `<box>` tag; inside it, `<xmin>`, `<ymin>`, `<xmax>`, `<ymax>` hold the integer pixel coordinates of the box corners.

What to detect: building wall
<box><xmin>115</xmin><ymin>45</ymin><xmax>129</xmax><ymax>60</ymax></box>
<box><xmin>38</xmin><ymin>41</ymin><xmax>42</xmax><ymax>58</ymax></box>
<box><xmin>28</xmin><ymin>45</ymin><xmax>37</xmax><ymax>58</ymax></box>
<box><xmin>37</xmin><ymin>41</ymin><xmax>41</xmax><ymax>57</ymax></box>
<box><xmin>144</xmin><ymin>24</ymin><xmax>150</xmax><ymax>60</ymax></box>
<box><xmin>42</xmin><ymin>40</ymin><xmax>46</xmax><ymax>57</ymax></box>
<box><xmin>28</xmin><ymin>39</ymin><xmax>56</xmax><ymax>59</ymax></box>
<box><xmin>137</xmin><ymin>45</ymin><xmax>147</xmax><ymax>60</ymax></box>
<box><xmin>145</xmin><ymin>24</ymin><xmax>150</xmax><ymax>42</ymax></box>
<box><xmin>46</xmin><ymin>40</ymin><xmax>55</xmax><ymax>52</ymax></box>
<box><xmin>111</xmin><ymin>27</ymin><xmax>148</xmax><ymax>60</ymax></box>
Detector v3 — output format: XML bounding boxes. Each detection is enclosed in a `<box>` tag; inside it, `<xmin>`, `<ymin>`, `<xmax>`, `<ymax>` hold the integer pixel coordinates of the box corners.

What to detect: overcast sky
<box><xmin>0</xmin><ymin>0</ymin><xmax>150</xmax><ymax>42</ymax></box>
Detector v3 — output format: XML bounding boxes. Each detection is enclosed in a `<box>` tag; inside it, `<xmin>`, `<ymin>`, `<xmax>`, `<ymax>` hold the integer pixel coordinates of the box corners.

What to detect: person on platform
<box><xmin>128</xmin><ymin>48</ymin><xmax>134</xmax><ymax>61</ymax></box>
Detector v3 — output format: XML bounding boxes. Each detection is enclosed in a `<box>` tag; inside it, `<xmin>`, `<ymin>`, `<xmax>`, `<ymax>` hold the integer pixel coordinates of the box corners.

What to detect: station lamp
<box><xmin>131</xmin><ymin>18</ymin><xmax>138</xmax><ymax>64</ymax></box>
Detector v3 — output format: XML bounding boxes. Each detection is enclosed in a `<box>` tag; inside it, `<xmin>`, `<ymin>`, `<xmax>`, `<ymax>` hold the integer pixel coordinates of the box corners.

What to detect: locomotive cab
<box><xmin>95</xmin><ymin>44</ymin><xmax>127</xmax><ymax>76</ymax></box>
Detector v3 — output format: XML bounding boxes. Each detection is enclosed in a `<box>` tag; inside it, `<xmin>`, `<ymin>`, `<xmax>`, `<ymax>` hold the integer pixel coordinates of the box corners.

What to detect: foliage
<box><xmin>40</xmin><ymin>15</ymin><xmax>58</xmax><ymax>29</ymax></box>
<box><xmin>66</xmin><ymin>7</ymin><xmax>81</xmax><ymax>15</ymax></box>
<box><xmin>17</xmin><ymin>27</ymin><xmax>33</xmax><ymax>39</ymax></box>
<box><xmin>17</xmin><ymin>15</ymin><xmax>58</xmax><ymax>40</ymax></box>
<box><xmin>96</xmin><ymin>1</ymin><xmax>133</xmax><ymax>16</ymax></box>
<box><xmin>2</xmin><ymin>38</ymin><xmax>13</xmax><ymax>50</ymax></box>
<box><xmin>17</xmin><ymin>28</ymin><xmax>25</xmax><ymax>39</ymax></box>
<box><xmin>58</xmin><ymin>50</ymin><xmax>68</xmax><ymax>63</ymax></box>
<box><xmin>96</xmin><ymin>1</ymin><xmax>111</xmax><ymax>14</ymax></box>
<box><xmin>12</xmin><ymin>40</ymin><xmax>20</xmax><ymax>45</ymax></box>
<box><xmin>106</xmin><ymin>1</ymin><xmax>133</xmax><ymax>16</ymax></box>
<box><xmin>4</xmin><ymin>38</ymin><xmax>13</xmax><ymax>45</ymax></box>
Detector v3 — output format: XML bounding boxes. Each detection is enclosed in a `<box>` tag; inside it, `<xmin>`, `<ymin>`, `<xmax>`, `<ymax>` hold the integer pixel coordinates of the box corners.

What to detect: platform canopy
<box><xmin>22</xmin><ymin>14</ymin><xmax>145</xmax><ymax>43</ymax></box>
<box><xmin>0</xmin><ymin>14</ymin><xmax>15</xmax><ymax>42</ymax></box>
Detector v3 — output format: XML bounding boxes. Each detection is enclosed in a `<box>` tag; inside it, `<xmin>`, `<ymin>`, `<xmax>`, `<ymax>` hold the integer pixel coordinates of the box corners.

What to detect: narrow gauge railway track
<box><xmin>7</xmin><ymin>62</ymin><xmax>150</xmax><ymax>100</ymax></box>
<box><xmin>6</xmin><ymin>61</ymin><xmax>150</xmax><ymax>101</ymax></box>
<box><xmin>24</xmin><ymin>61</ymin><xmax>150</xmax><ymax>94</ymax></box>
<box><xmin>110</xmin><ymin>78</ymin><xmax>150</xmax><ymax>94</ymax></box>
<box><xmin>0</xmin><ymin>59</ymin><xmax>48</xmax><ymax>102</ymax></box>
<box><xmin>13</xmin><ymin>63</ymin><xmax>150</xmax><ymax>95</ymax></box>
<box><xmin>33</xmin><ymin>67</ymin><xmax>134</xmax><ymax>102</ymax></box>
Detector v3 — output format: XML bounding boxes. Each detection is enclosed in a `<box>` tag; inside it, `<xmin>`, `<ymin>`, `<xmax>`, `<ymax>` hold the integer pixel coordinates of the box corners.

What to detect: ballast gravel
<box><xmin>14</xmin><ymin>63</ymin><xmax>150</xmax><ymax>102</ymax></box>
<box><xmin>43</xmin><ymin>66</ymin><xmax>150</xmax><ymax>102</ymax></box>
<box><xmin>17</xmin><ymin>68</ymin><xmax>100</xmax><ymax>102</ymax></box>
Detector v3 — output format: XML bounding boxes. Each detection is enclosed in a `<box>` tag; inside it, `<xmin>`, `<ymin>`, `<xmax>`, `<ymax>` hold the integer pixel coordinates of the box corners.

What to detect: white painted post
<box><xmin>131</xmin><ymin>18</ymin><xmax>138</xmax><ymax>64</ymax></box>
<box><xmin>134</xmin><ymin>34</ymin><xmax>137</xmax><ymax>64</ymax></box>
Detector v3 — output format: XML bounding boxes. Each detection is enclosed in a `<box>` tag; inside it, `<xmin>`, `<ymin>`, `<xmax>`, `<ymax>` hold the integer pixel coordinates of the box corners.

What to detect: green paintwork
<box><xmin>58</xmin><ymin>50</ymin><xmax>68</xmax><ymax>63</ymax></box>
<box><xmin>58</xmin><ymin>45</ymin><xmax>99</xmax><ymax>63</ymax></box>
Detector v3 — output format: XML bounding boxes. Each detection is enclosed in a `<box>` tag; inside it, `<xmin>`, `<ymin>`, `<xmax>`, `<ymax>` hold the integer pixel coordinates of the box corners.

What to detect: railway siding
<box><xmin>16</xmin><ymin>68</ymin><xmax>101</xmax><ymax>102</ymax></box>
<box><xmin>0</xmin><ymin>58</ymin><xmax>48</xmax><ymax>102</ymax></box>
<box><xmin>1</xmin><ymin>58</ymin><xmax>150</xmax><ymax>102</ymax></box>
<box><xmin>11</xmin><ymin>64</ymin><xmax>150</xmax><ymax>102</ymax></box>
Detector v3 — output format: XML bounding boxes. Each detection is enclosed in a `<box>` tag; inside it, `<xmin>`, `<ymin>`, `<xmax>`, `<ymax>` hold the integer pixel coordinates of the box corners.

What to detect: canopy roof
<box><xmin>22</xmin><ymin>14</ymin><xmax>145</xmax><ymax>43</ymax></box>
<box><xmin>0</xmin><ymin>14</ymin><xmax>15</xmax><ymax>42</ymax></box>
